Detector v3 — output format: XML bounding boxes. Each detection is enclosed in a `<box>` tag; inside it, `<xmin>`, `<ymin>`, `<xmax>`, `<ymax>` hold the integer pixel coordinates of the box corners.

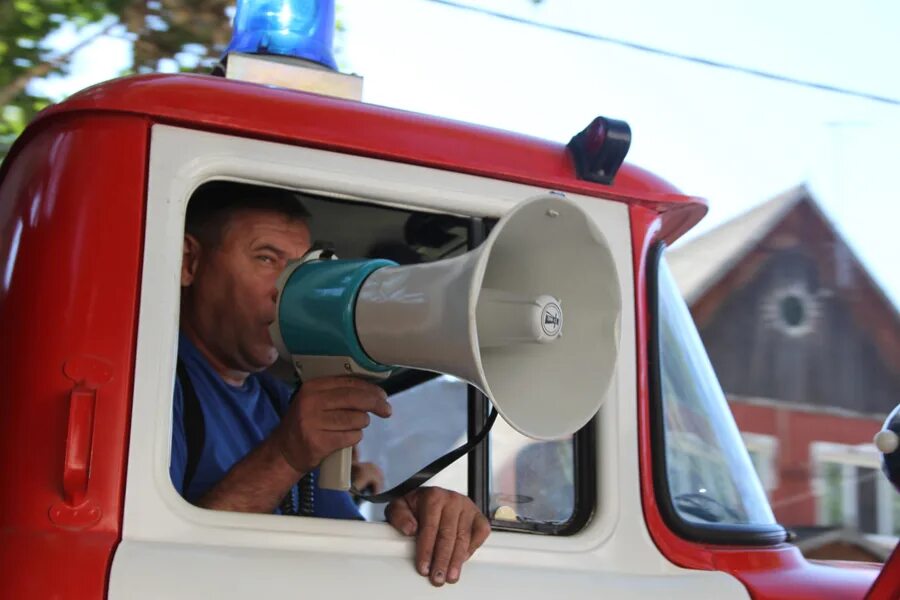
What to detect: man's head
<box><xmin>181</xmin><ymin>181</ymin><xmax>312</xmax><ymax>383</ymax></box>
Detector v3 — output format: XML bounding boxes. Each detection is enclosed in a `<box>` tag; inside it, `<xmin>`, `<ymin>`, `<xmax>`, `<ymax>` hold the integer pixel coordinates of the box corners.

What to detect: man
<box><xmin>172</xmin><ymin>181</ymin><xmax>489</xmax><ymax>587</ymax></box>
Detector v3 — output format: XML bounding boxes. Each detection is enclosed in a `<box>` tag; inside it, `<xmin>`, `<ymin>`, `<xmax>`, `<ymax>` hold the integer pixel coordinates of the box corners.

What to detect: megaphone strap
<box><xmin>352</xmin><ymin>408</ymin><xmax>498</xmax><ymax>504</ymax></box>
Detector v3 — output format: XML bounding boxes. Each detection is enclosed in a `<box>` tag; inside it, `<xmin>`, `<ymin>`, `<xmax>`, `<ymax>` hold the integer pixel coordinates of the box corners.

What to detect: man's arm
<box><xmin>194</xmin><ymin>377</ymin><xmax>392</xmax><ymax>513</ymax></box>
<box><xmin>196</xmin><ymin>436</ymin><xmax>301</xmax><ymax>512</ymax></box>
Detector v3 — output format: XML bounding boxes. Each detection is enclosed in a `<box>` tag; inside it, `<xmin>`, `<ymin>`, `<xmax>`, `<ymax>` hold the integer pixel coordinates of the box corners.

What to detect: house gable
<box><xmin>669</xmin><ymin>188</ymin><xmax>900</xmax><ymax>414</ymax></box>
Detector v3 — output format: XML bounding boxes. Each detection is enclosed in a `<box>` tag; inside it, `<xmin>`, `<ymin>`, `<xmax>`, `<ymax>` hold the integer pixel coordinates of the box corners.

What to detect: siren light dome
<box><xmin>227</xmin><ymin>0</ymin><xmax>338</xmax><ymax>70</ymax></box>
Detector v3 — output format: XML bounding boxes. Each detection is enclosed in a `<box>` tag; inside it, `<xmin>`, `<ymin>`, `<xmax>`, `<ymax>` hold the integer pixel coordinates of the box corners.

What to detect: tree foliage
<box><xmin>2</xmin><ymin>1</ymin><xmax>120</xmax><ymax>152</ymax></box>
<box><xmin>0</xmin><ymin>0</ymin><xmax>233</xmax><ymax>158</ymax></box>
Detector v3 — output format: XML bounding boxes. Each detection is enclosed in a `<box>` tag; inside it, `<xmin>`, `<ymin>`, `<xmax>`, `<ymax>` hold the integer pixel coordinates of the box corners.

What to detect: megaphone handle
<box><xmin>318</xmin><ymin>447</ymin><xmax>353</xmax><ymax>491</ymax></box>
<box><xmin>290</xmin><ymin>355</ymin><xmax>391</xmax><ymax>491</ymax></box>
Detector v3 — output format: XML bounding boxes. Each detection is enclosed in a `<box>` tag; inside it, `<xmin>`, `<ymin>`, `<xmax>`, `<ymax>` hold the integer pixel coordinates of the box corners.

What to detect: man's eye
<box><xmin>257</xmin><ymin>255</ymin><xmax>276</xmax><ymax>264</ymax></box>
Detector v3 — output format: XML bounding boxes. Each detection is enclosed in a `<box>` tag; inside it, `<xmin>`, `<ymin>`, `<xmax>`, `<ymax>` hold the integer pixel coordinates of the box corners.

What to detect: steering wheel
<box><xmin>673</xmin><ymin>492</ymin><xmax>743</xmax><ymax>523</ymax></box>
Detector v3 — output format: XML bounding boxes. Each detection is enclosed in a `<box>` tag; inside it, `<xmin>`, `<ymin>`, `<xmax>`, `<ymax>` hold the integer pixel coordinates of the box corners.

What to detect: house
<box><xmin>667</xmin><ymin>184</ymin><xmax>900</xmax><ymax>542</ymax></box>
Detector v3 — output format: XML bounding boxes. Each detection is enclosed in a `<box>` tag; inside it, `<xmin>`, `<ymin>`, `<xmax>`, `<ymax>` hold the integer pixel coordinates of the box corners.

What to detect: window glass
<box><xmin>746</xmin><ymin>449</ymin><xmax>768</xmax><ymax>495</ymax></box>
<box><xmin>356</xmin><ymin>375</ymin><xmax>468</xmax><ymax>520</ymax></box>
<box><xmin>821</xmin><ymin>462</ymin><xmax>844</xmax><ymax>526</ymax></box>
<box><xmin>176</xmin><ymin>183</ymin><xmax>583</xmax><ymax>531</ymax></box>
<box><xmin>856</xmin><ymin>466</ymin><xmax>879</xmax><ymax>534</ymax></box>
<box><xmin>658</xmin><ymin>257</ymin><xmax>776</xmax><ymax>527</ymax></box>
<box><xmin>489</xmin><ymin>418</ymin><xmax>575</xmax><ymax>525</ymax></box>
<box><xmin>742</xmin><ymin>434</ymin><xmax>778</xmax><ymax>495</ymax></box>
<box><xmin>893</xmin><ymin>494</ymin><xmax>900</xmax><ymax>536</ymax></box>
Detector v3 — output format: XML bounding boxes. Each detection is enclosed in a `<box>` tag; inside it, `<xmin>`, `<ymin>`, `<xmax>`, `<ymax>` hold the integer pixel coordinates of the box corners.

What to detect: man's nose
<box><xmin>268</xmin><ymin>276</ymin><xmax>280</xmax><ymax>303</ymax></box>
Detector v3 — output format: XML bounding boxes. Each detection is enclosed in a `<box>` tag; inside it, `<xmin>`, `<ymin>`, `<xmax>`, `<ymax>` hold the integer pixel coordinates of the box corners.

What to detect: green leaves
<box><xmin>0</xmin><ymin>1</ymin><xmax>122</xmax><ymax>159</ymax></box>
<box><xmin>0</xmin><ymin>0</ymin><xmax>233</xmax><ymax>161</ymax></box>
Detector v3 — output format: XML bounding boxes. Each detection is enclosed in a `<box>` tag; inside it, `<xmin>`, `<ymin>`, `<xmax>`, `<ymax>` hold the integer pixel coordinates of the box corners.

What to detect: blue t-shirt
<box><xmin>170</xmin><ymin>333</ymin><xmax>361</xmax><ymax>519</ymax></box>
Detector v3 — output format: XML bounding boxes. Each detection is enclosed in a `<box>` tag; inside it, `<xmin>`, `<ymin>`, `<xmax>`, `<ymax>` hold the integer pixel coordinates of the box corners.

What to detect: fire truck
<box><xmin>1</xmin><ymin>1</ymin><xmax>898</xmax><ymax>597</ymax></box>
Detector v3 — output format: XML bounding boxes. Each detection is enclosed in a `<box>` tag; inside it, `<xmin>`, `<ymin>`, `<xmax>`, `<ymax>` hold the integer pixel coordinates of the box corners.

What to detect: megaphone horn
<box><xmin>356</xmin><ymin>193</ymin><xmax>621</xmax><ymax>440</ymax></box>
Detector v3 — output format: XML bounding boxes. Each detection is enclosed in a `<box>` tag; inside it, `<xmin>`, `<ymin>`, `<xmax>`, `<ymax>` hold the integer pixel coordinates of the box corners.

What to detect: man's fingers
<box><xmin>414</xmin><ymin>494</ymin><xmax>442</xmax><ymax>580</ymax></box>
<box><xmin>428</xmin><ymin>505</ymin><xmax>461</xmax><ymax>587</ymax></box>
<box><xmin>319</xmin><ymin>387</ymin><xmax>392</xmax><ymax>418</ymax></box>
<box><xmin>304</xmin><ymin>376</ymin><xmax>387</xmax><ymax>396</ymax></box>
<box><xmin>281</xmin><ymin>377</ymin><xmax>391</xmax><ymax>473</ymax></box>
<box><xmin>328</xmin><ymin>430</ymin><xmax>363</xmax><ymax>451</ymax></box>
<box><xmin>398</xmin><ymin>489</ymin><xmax>490</xmax><ymax>585</ymax></box>
<box><xmin>468</xmin><ymin>513</ymin><xmax>491</xmax><ymax>558</ymax></box>
<box><xmin>371</xmin><ymin>467</ymin><xmax>384</xmax><ymax>494</ymax></box>
<box><xmin>386</xmin><ymin>496</ymin><xmax>418</xmax><ymax>537</ymax></box>
<box><xmin>321</xmin><ymin>409</ymin><xmax>370</xmax><ymax>431</ymax></box>
<box><xmin>352</xmin><ymin>462</ymin><xmax>384</xmax><ymax>494</ymax></box>
<box><xmin>447</xmin><ymin>510</ymin><xmax>474</xmax><ymax>584</ymax></box>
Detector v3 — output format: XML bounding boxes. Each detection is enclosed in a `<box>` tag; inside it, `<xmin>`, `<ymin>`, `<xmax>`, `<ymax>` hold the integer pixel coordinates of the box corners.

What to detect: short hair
<box><xmin>185</xmin><ymin>181</ymin><xmax>311</xmax><ymax>247</ymax></box>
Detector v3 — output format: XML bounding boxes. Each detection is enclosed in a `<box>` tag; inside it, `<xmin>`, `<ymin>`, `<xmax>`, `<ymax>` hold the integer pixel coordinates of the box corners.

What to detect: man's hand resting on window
<box><xmin>385</xmin><ymin>487</ymin><xmax>491</xmax><ymax>587</ymax></box>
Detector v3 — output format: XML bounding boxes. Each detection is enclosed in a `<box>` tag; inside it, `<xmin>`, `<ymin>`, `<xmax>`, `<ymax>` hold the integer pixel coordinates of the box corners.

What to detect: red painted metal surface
<box><xmin>867</xmin><ymin>541</ymin><xmax>900</xmax><ymax>599</ymax></box>
<box><xmin>33</xmin><ymin>74</ymin><xmax>706</xmax><ymax>244</ymax></box>
<box><xmin>630</xmin><ymin>205</ymin><xmax>878</xmax><ymax>598</ymax></box>
<box><xmin>0</xmin><ymin>115</ymin><xmax>147</xmax><ymax>598</ymax></box>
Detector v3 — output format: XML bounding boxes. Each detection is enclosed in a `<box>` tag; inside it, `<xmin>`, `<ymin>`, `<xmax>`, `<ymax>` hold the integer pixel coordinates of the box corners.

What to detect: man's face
<box><xmin>182</xmin><ymin>209</ymin><xmax>311</xmax><ymax>376</ymax></box>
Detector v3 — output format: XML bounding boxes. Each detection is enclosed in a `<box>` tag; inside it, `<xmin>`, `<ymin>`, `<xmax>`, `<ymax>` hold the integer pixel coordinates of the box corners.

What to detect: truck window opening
<box><xmin>174</xmin><ymin>180</ymin><xmax>590</xmax><ymax>534</ymax></box>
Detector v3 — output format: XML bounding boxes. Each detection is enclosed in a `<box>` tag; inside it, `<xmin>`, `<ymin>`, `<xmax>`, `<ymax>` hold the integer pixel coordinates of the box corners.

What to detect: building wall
<box><xmin>730</xmin><ymin>400</ymin><xmax>882</xmax><ymax>525</ymax></box>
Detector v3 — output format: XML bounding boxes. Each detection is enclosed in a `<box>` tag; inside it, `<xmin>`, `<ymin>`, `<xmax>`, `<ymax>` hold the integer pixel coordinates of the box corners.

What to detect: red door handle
<box><xmin>62</xmin><ymin>384</ymin><xmax>96</xmax><ymax>507</ymax></box>
<box><xmin>50</xmin><ymin>357</ymin><xmax>110</xmax><ymax>529</ymax></box>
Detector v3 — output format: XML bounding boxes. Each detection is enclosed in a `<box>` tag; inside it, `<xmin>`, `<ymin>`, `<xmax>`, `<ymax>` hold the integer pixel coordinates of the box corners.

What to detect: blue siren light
<box><xmin>227</xmin><ymin>0</ymin><xmax>337</xmax><ymax>70</ymax></box>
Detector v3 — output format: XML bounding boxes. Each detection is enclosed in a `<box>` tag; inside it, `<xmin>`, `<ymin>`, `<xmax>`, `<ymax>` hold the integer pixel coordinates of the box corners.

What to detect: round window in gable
<box><xmin>779</xmin><ymin>294</ymin><xmax>806</xmax><ymax>327</ymax></box>
<box><xmin>762</xmin><ymin>285</ymin><xmax>819</xmax><ymax>337</ymax></box>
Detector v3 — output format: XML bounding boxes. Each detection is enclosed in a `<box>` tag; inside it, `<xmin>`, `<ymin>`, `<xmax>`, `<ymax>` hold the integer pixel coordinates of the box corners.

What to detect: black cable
<box><xmin>353</xmin><ymin>408</ymin><xmax>498</xmax><ymax>504</ymax></box>
<box><xmin>423</xmin><ymin>0</ymin><xmax>900</xmax><ymax>108</ymax></box>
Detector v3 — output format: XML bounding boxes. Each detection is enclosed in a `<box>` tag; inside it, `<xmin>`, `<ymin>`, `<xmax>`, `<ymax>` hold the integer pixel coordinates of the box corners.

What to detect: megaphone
<box><xmin>270</xmin><ymin>193</ymin><xmax>622</xmax><ymax>490</ymax></box>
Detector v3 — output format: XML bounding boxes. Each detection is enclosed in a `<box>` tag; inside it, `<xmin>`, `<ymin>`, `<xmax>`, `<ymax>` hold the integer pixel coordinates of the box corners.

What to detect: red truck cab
<box><xmin>0</xmin><ymin>72</ymin><xmax>888</xmax><ymax>598</ymax></box>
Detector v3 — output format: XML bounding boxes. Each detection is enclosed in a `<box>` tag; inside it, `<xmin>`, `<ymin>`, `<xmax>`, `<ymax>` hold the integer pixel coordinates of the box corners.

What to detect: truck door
<box><xmin>108</xmin><ymin>124</ymin><xmax>749</xmax><ymax>598</ymax></box>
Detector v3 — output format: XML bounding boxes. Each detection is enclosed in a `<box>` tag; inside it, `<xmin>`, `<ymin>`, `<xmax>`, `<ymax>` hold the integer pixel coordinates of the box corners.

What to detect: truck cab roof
<box><xmin>19</xmin><ymin>73</ymin><xmax>706</xmax><ymax>243</ymax></box>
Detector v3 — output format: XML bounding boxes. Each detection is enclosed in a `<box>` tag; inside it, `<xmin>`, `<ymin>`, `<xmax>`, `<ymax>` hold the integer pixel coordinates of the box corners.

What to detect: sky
<box><xmin>31</xmin><ymin>0</ymin><xmax>900</xmax><ymax>306</ymax></box>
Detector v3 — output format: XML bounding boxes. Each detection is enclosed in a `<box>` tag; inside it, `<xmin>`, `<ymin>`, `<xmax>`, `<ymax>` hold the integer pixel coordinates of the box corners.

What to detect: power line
<box><xmin>424</xmin><ymin>0</ymin><xmax>900</xmax><ymax>108</ymax></box>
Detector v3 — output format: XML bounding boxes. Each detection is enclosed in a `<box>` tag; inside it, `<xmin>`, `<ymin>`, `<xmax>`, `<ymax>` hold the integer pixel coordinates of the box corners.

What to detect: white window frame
<box><xmin>811</xmin><ymin>441</ymin><xmax>894</xmax><ymax>535</ymax></box>
<box><xmin>113</xmin><ymin>123</ymin><xmax>707</xmax><ymax>580</ymax></box>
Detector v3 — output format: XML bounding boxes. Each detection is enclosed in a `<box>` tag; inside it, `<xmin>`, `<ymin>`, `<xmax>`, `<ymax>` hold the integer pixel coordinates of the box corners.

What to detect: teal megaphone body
<box><xmin>271</xmin><ymin>254</ymin><xmax>398</xmax><ymax>379</ymax></box>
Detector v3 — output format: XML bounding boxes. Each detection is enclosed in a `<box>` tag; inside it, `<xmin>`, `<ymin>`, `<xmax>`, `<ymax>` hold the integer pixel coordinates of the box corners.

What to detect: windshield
<box><xmin>657</xmin><ymin>255</ymin><xmax>776</xmax><ymax>528</ymax></box>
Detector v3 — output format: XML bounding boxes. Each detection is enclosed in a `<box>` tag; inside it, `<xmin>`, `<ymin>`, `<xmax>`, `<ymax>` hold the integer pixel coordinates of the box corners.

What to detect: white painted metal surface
<box><xmin>109</xmin><ymin>125</ymin><xmax>750</xmax><ymax>599</ymax></box>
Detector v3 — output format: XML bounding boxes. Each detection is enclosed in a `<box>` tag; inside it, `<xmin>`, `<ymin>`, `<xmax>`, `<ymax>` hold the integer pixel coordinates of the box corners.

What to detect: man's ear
<box><xmin>182</xmin><ymin>234</ymin><xmax>202</xmax><ymax>287</ymax></box>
